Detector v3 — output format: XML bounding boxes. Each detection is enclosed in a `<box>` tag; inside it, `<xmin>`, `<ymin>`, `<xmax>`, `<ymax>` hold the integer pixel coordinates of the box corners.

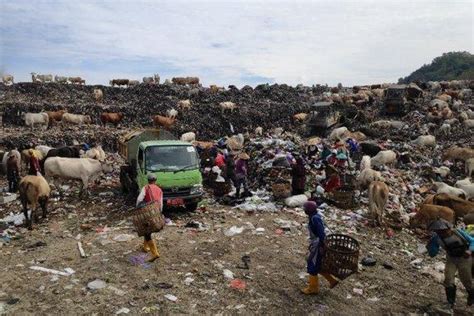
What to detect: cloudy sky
<box><xmin>0</xmin><ymin>0</ymin><xmax>472</xmax><ymax>86</ymax></box>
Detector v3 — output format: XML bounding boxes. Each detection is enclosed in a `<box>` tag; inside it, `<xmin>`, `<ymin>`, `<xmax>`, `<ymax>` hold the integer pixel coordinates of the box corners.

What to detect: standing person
<box><xmin>6</xmin><ymin>154</ymin><xmax>19</xmax><ymax>192</ymax></box>
<box><xmin>136</xmin><ymin>173</ymin><xmax>163</xmax><ymax>262</ymax></box>
<box><xmin>301</xmin><ymin>201</ymin><xmax>338</xmax><ymax>294</ymax></box>
<box><xmin>234</xmin><ymin>152</ymin><xmax>250</xmax><ymax>198</ymax></box>
<box><xmin>28</xmin><ymin>149</ymin><xmax>40</xmax><ymax>175</ymax></box>
<box><xmin>426</xmin><ymin>219</ymin><xmax>474</xmax><ymax>308</ymax></box>
<box><xmin>291</xmin><ymin>155</ymin><xmax>306</xmax><ymax>195</ymax></box>
<box><xmin>225</xmin><ymin>153</ymin><xmax>236</xmax><ymax>186</ymax></box>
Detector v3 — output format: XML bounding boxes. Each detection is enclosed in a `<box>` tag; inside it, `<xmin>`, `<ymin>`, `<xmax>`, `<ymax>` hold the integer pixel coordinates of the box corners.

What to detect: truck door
<box><xmin>137</xmin><ymin>147</ymin><xmax>147</xmax><ymax>188</ymax></box>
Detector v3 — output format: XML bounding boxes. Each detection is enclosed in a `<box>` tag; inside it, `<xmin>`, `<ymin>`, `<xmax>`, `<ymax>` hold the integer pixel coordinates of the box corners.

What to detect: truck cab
<box><xmin>307</xmin><ymin>101</ymin><xmax>341</xmax><ymax>136</ymax></box>
<box><xmin>119</xmin><ymin>130</ymin><xmax>203</xmax><ymax>211</ymax></box>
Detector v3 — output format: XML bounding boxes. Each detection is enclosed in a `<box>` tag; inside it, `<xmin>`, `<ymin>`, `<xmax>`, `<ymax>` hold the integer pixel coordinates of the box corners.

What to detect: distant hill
<box><xmin>398</xmin><ymin>51</ymin><xmax>474</xmax><ymax>84</ymax></box>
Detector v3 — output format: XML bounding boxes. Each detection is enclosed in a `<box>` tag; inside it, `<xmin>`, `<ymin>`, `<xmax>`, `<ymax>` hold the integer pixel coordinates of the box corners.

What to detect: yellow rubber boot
<box><xmin>321</xmin><ymin>273</ymin><xmax>339</xmax><ymax>288</ymax></box>
<box><xmin>147</xmin><ymin>240</ymin><xmax>160</xmax><ymax>262</ymax></box>
<box><xmin>142</xmin><ymin>240</ymin><xmax>150</xmax><ymax>252</ymax></box>
<box><xmin>301</xmin><ymin>275</ymin><xmax>319</xmax><ymax>295</ymax></box>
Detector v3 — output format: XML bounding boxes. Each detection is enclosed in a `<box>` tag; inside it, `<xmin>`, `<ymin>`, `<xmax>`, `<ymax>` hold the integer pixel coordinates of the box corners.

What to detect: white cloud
<box><xmin>0</xmin><ymin>0</ymin><xmax>472</xmax><ymax>86</ymax></box>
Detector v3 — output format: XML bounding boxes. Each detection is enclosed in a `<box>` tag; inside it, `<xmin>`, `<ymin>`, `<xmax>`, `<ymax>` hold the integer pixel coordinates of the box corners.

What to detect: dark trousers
<box><xmin>144</xmin><ymin>233</ymin><xmax>152</xmax><ymax>241</ymax></box>
<box><xmin>7</xmin><ymin>170</ymin><xmax>19</xmax><ymax>192</ymax></box>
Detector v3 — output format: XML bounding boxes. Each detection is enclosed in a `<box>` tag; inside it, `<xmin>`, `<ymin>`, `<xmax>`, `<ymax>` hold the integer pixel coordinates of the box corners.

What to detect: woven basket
<box><xmin>272</xmin><ymin>182</ymin><xmax>291</xmax><ymax>199</ymax></box>
<box><xmin>321</xmin><ymin>234</ymin><xmax>360</xmax><ymax>280</ymax></box>
<box><xmin>129</xmin><ymin>202</ymin><xmax>165</xmax><ymax>236</ymax></box>
<box><xmin>330</xmin><ymin>187</ymin><xmax>356</xmax><ymax>209</ymax></box>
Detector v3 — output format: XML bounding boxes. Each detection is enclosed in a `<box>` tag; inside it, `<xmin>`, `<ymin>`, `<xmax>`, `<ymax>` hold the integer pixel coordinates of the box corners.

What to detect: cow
<box><xmin>100</xmin><ymin>112</ymin><xmax>124</xmax><ymax>127</ymax></box>
<box><xmin>19</xmin><ymin>175</ymin><xmax>51</xmax><ymax>230</ymax></box>
<box><xmin>46</xmin><ymin>110</ymin><xmax>66</xmax><ymax>127</ymax></box>
<box><xmin>93</xmin><ymin>89</ymin><xmax>103</xmax><ymax>102</ymax></box>
<box><xmin>54</xmin><ymin>75</ymin><xmax>68</xmax><ymax>83</ymax></box>
<box><xmin>153</xmin><ymin>115</ymin><xmax>176</xmax><ymax>129</ymax></box>
<box><xmin>68</xmin><ymin>77</ymin><xmax>85</xmax><ymax>85</ymax></box>
<box><xmin>368</xmin><ymin>181</ymin><xmax>389</xmax><ymax>225</ymax></box>
<box><xmin>177</xmin><ymin>99</ymin><xmax>192</xmax><ymax>110</ymax></box>
<box><xmin>127</xmin><ymin>80</ymin><xmax>139</xmax><ymax>87</ymax></box>
<box><xmin>23</xmin><ymin>112</ymin><xmax>49</xmax><ymax>130</ymax></box>
<box><xmin>31</xmin><ymin>73</ymin><xmax>53</xmax><ymax>83</ymax></box>
<box><xmin>110</xmin><ymin>79</ymin><xmax>129</xmax><ymax>87</ymax></box>
<box><xmin>2</xmin><ymin>74</ymin><xmax>14</xmax><ymax>85</ymax></box>
<box><xmin>62</xmin><ymin>113</ymin><xmax>92</xmax><ymax>125</ymax></box>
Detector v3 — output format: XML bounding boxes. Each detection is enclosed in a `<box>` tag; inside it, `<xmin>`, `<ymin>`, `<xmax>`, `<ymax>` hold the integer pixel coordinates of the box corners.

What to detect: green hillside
<box><xmin>398</xmin><ymin>51</ymin><xmax>474</xmax><ymax>83</ymax></box>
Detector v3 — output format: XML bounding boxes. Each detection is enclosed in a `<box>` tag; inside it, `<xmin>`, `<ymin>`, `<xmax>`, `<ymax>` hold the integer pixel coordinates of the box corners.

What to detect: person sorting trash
<box><xmin>301</xmin><ymin>201</ymin><xmax>339</xmax><ymax>294</ymax></box>
<box><xmin>135</xmin><ymin>173</ymin><xmax>164</xmax><ymax>262</ymax></box>
<box><xmin>426</xmin><ymin>219</ymin><xmax>474</xmax><ymax>308</ymax></box>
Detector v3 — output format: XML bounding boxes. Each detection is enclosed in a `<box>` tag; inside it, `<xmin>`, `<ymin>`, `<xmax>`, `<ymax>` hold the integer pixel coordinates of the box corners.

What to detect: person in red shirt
<box><xmin>136</xmin><ymin>173</ymin><xmax>163</xmax><ymax>262</ymax></box>
<box><xmin>28</xmin><ymin>149</ymin><xmax>41</xmax><ymax>175</ymax></box>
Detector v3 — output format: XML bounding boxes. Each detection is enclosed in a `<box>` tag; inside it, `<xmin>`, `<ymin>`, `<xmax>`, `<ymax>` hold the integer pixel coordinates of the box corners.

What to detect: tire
<box><xmin>185</xmin><ymin>202</ymin><xmax>199</xmax><ymax>212</ymax></box>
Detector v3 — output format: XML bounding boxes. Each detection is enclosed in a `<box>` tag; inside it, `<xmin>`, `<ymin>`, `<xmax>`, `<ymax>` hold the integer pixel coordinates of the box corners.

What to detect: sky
<box><xmin>0</xmin><ymin>0</ymin><xmax>472</xmax><ymax>87</ymax></box>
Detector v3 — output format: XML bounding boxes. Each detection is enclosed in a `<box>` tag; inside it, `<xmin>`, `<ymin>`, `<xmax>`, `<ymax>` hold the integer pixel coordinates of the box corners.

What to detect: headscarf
<box><xmin>303</xmin><ymin>201</ymin><xmax>318</xmax><ymax>216</ymax></box>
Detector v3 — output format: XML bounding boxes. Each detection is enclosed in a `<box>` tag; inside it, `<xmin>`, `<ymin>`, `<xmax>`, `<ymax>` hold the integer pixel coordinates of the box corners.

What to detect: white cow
<box><xmin>167</xmin><ymin>108</ymin><xmax>178</xmax><ymax>119</ymax></box>
<box><xmin>220</xmin><ymin>101</ymin><xmax>237</xmax><ymax>113</ymax></box>
<box><xmin>371</xmin><ymin>150</ymin><xmax>397</xmax><ymax>168</ymax></box>
<box><xmin>31</xmin><ymin>72</ymin><xmax>53</xmax><ymax>83</ymax></box>
<box><xmin>180</xmin><ymin>132</ymin><xmax>196</xmax><ymax>143</ymax></box>
<box><xmin>44</xmin><ymin>157</ymin><xmax>113</xmax><ymax>195</ymax></box>
<box><xmin>62</xmin><ymin>113</ymin><xmax>92</xmax><ymax>125</ymax></box>
<box><xmin>54</xmin><ymin>75</ymin><xmax>68</xmax><ymax>83</ymax></box>
<box><xmin>23</xmin><ymin>112</ymin><xmax>49</xmax><ymax>130</ymax></box>
<box><xmin>2</xmin><ymin>74</ymin><xmax>14</xmax><ymax>85</ymax></box>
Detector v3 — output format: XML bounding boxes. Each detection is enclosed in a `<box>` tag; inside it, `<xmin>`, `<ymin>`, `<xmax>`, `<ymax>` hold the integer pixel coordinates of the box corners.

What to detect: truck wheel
<box><xmin>185</xmin><ymin>202</ymin><xmax>199</xmax><ymax>212</ymax></box>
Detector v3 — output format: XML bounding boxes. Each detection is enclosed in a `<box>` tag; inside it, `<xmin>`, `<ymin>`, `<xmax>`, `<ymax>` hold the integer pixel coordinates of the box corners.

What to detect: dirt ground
<box><xmin>1</xmin><ymin>177</ymin><xmax>473</xmax><ymax>316</ymax></box>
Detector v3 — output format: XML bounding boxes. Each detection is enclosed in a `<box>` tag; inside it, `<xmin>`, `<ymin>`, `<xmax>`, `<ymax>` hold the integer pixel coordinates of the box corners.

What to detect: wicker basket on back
<box><xmin>130</xmin><ymin>202</ymin><xmax>165</xmax><ymax>236</ymax></box>
<box><xmin>321</xmin><ymin>234</ymin><xmax>360</xmax><ymax>280</ymax></box>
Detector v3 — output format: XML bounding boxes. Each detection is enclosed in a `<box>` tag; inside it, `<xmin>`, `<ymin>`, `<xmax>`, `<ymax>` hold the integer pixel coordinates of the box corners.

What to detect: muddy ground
<box><xmin>1</xmin><ymin>176</ymin><xmax>472</xmax><ymax>315</ymax></box>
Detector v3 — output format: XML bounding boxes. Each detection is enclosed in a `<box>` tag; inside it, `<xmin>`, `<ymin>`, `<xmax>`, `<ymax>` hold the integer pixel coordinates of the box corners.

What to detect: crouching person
<box><xmin>135</xmin><ymin>173</ymin><xmax>163</xmax><ymax>262</ymax></box>
<box><xmin>301</xmin><ymin>201</ymin><xmax>339</xmax><ymax>294</ymax></box>
<box><xmin>426</xmin><ymin>219</ymin><xmax>474</xmax><ymax>308</ymax></box>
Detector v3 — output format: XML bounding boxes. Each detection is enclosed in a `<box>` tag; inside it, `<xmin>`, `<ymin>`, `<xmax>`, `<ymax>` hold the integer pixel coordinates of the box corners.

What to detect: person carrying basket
<box><xmin>301</xmin><ymin>201</ymin><xmax>339</xmax><ymax>294</ymax></box>
<box><xmin>135</xmin><ymin>173</ymin><xmax>164</xmax><ymax>262</ymax></box>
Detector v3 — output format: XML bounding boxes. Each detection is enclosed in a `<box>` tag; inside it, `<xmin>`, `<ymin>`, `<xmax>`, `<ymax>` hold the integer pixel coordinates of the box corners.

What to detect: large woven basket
<box><xmin>272</xmin><ymin>182</ymin><xmax>291</xmax><ymax>199</ymax></box>
<box><xmin>321</xmin><ymin>234</ymin><xmax>360</xmax><ymax>280</ymax></box>
<box><xmin>129</xmin><ymin>202</ymin><xmax>165</xmax><ymax>236</ymax></box>
<box><xmin>330</xmin><ymin>186</ymin><xmax>357</xmax><ymax>209</ymax></box>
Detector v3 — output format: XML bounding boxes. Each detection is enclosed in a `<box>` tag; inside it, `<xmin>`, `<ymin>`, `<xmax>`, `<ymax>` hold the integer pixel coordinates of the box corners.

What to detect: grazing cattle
<box><xmin>220</xmin><ymin>101</ymin><xmax>237</xmax><ymax>113</ymax></box>
<box><xmin>465</xmin><ymin>158</ymin><xmax>474</xmax><ymax>177</ymax></box>
<box><xmin>432</xmin><ymin>182</ymin><xmax>466</xmax><ymax>199</ymax></box>
<box><xmin>293</xmin><ymin>113</ymin><xmax>308</xmax><ymax>122</ymax></box>
<box><xmin>348</xmin><ymin>131</ymin><xmax>367</xmax><ymax>142</ymax></box>
<box><xmin>43</xmin><ymin>146</ymin><xmax>82</xmax><ymax>165</ymax></box>
<box><xmin>370</xmin><ymin>150</ymin><xmax>397</xmax><ymax>168</ymax></box>
<box><xmin>19</xmin><ymin>175</ymin><xmax>51</xmax><ymax>230</ymax></box>
<box><xmin>23</xmin><ymin>112</ymin><xmax>49</xmax><ymax>130</ymax></box>
<box><xmin>44</xmin><ymin>157</ymin><xmax>113</xmax><ymax>195</ymax></box>
<box><xmin>35</xmin><ymin>145</ymin><xmax>53</xmax><ymax>158</ymax></box>
<box><xmin>82</xmin><ymin>146</ymin><xmax>106</xmax><ymax>161</ymax></box>
<box><xmin>1</xmin><ymin>150</ymin><xmax>21</xmax><ymax>174</ymax></box>
<box><xmin>442</xmin><ymin>146</ymin><xmax>474</xmax><ymax>162</ymax></box>
<box><xmin>110</xmin><ymin>79</ymin><xmax>129</xmax><ymax>87</ymax></box>
<box><xmin>54</xmin><ymin>75</ymin><xmax>67</xmax><ymax>83</ymax></box>
<box><xmin>409</xmin><ymin>204</ymin><xmax>455</xmax><ymax>228</ymax></box>
<box><xmin>62</xmin><ymin>113</ymin><xmax>92</xmax><ymax>125</ymax></box>
<box><xmin>46</xmin><ymin>110</ymin><xmax>66</xmax><ymax>126</ymax></box>
<box><xmin>360</xmin><ymin>142</ymin><xmax>382</xmax><ymax>157</ymax></box>
<box><xmin>454</xmin><ymin>178</ymin><xmax>474</xmax><ymax>200</ymax></box>
<box><xmin>31</xmin><ymin>73</ymin><xmax>53</xmax><ymax>83</ymax></box>
<box><xmin>368</xmin><ymin>181</ymin><xmax>389</xmax><ymax>225</ymax></box>
<box><xmin>172</xmin><ymin>77</ymin><xmax>199</xmax><ymax>85</ymax></box>
<box><xmin>329</xmin><ymin>126</ymin><xmax>350</xmax><ymax>141</ymax></box>
<box><xmin>177</xmin><ymin>99</ymin><xmax>192</xmax><ymax>110</ymax></box>
<box><xmin>412</xmin><ymin>135</ymin><xmax>436</xmax><ymax>147</ymax></box>
<box><xmin>180</xmin><ymin>132</ymin><xmax>196</xmax><ymax>143</ymax></box>
<box><xmin>167</xmin><ymin>108</ymin><xmax>178</xmax><ymax>119</ymax></box>
<box><xmin>357</xmin><ymin>168</ymin><xmax>383</xmax><ymax>189</ymax></box>
<box><xmin>143</xmin><ymin>76</ymin><xmax>154</xmax><ymax>84</ymax></box>
<box><xmin>360</xmin><ymin>155</ymin><xmax>371</xmax><ymax>171</ymax></box>
<box><xmin>432</xmin><ymin>166</ymin><xmax>450</xmax><ymax>178</ymax></box>
<box><xmin>93</xmin><ymin>89</ymin><xmax>103</xmax><ymax>102</ymax></box>
<box><xmin>127</xmin><ymin>80</ymin><xmax>139</xmax><ymax>87</ymax></box>
<box><xmin>100</xmin><ymin>112</ymin><xmax>124</xmax><ymax>127</ymax></box>
<box><xmin>68</xmin><ymin>77</ymin><xmax>85</xmax><ymax>85</ymax></box>
<box><xmin>433</xmin><ymin>193</ymin><xmax>474</xmax><ymax>218</ymax></box>
<box><xmin>2</xmin><ymin>74</ymin><xmax>14</xmax><ymax>85</ymax></box>
<box><xmin>153</xmin><ymin>115</ymin><xmax>176</xmax><ymax>129</ymax></box>
<box><xmin>462</xmin><ymin>119</ymin><xmax>474</xmax><ymax>129</ymax></box>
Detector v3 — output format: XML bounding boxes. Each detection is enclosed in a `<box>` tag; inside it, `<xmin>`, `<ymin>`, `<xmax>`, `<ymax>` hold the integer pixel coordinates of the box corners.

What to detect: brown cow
<box><xmin>410</xmin><ymin>204</ymin><xmax>455</xmax><ymax>228</ymax></box>
<box><xmin>153</xmin><ymin>115</ymin><xmax>176</xmax><ymax>129</ymax></box>
<box><xmin>442</xmin><ymin>146</ymin><xmax>474</xmax><ymax>162</ymax></box>
<box><xmin>100</xmin><ymin>112</ymin><xmax>124</xmax><ymax>127</ymax></box>
<box><xmin>368</xmin><ymin>181</ymin><xmax>389</xmax><ymax>225</ymax></box>
<box><xmin>432</xmin><ymin>193</ymin><xmax>474</xmax><ymax>219</ymax></box>
<box><xmin>46</xmin><ymin>110</ymin><xmax>66</xmax><ymax>127</ymax></box>
<box><xmin>110</xmin><ymin>79</ymin><xmax>129</xmax><ymax>87</ymax></box>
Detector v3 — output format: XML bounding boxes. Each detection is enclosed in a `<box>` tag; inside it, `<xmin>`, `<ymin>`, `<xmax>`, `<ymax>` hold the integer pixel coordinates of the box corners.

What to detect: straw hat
<box><xmin>238</xmin><ymin>152</ymin><xmax>250</xmax><ymax>160</ymax></box>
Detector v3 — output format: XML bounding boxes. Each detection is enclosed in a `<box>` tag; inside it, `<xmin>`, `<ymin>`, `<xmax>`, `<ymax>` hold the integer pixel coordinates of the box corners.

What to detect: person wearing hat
<box><xmin>136</xmin><ymin>173</ymin><xmax>163</xmax><ymax>262</ymax></box>
<box><xmin>426</xmin><ymin>219</ymin><xmax>474</xmax><ymax>308</ymax></box>
<box><xmin>301</xmin><ymin>201</ymin><xmax>339</xmax><ymax>294</ymax></box>
<box><xmin>234</xmin><ymin>152</ymin><xmax>250</xmax><ymax>198</ymax></box>
<box><xmin>28</xmin><ymin>149</ymin><xmax>41</xmax><ymax>176</ymax></box>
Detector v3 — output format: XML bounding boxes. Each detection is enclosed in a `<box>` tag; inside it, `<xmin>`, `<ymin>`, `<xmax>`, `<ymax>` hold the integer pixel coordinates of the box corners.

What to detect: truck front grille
<box><xmin>162</xmin><ymin>187</ymin><xmax>192</xmax><ymax>198</ymax></box>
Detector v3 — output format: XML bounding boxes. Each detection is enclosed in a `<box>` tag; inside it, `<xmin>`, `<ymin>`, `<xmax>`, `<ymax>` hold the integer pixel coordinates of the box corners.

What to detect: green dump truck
<box><xmin>119</xmin><ymin>129</ymin><xmax>203</xmax><ymax>211</ymax></box>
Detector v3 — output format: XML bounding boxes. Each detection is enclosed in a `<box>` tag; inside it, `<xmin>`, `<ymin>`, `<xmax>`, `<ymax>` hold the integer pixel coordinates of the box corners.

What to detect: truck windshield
<box><xmin>145</xmin><ymin>145</ymin><xmax>199</xmax><ymax>172</ymax></box>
